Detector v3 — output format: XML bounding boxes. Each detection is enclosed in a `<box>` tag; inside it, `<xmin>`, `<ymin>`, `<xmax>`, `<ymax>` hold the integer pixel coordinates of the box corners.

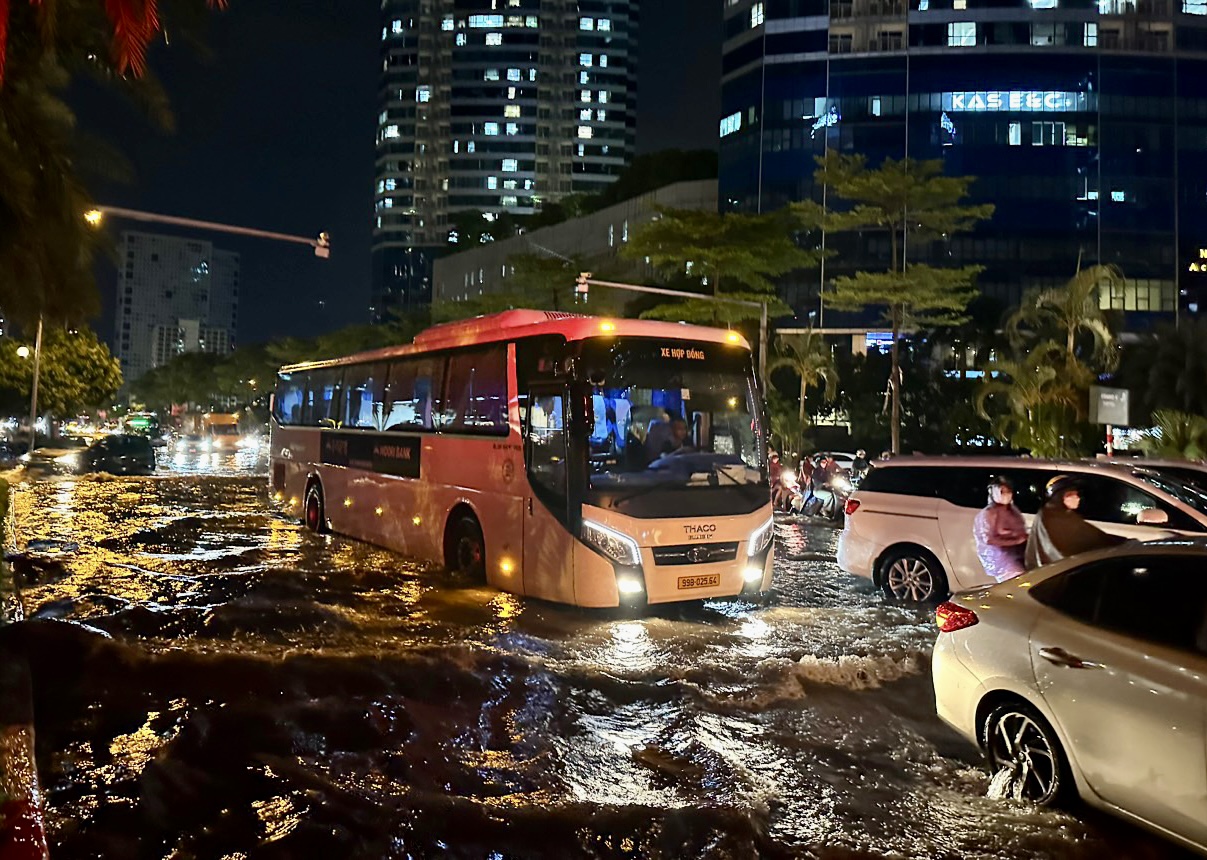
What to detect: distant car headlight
<box><xmin>581</xmin><ymin>519</ymin><xmax>642</xmax><ymax>567</ymax></box>
<box><xmin>747</xmin><ymin>516</ymin><xmax>774</xmax><ymax>557</ymax></box>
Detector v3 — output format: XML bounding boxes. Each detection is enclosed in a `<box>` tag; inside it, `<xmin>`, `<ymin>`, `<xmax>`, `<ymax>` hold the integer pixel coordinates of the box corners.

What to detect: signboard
<box><xmin>943</xmin><ymin>91</ymin><xmax>1092</xmax><ymax>113</ymax></box>
<box><xmin>1089</xmin><ymin>386</ymin><xmax>1129</xmax><ymax>426</ymax></box>
<box><xmin>320</xmin><ymin>431</ymin><xmax>421</xmax><ymax>479</ymax></box>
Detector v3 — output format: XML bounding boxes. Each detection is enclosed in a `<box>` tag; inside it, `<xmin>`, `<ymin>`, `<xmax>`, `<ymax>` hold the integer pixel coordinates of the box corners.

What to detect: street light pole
<box><xmin>85</xmin><ymin>206</ymin><xmax>331</xmax><ymax>258</ymax></box>
<box><xmin>28</xmin><ymin>316</ymin><xmax>43</xmax><ymax>451</ymax></box>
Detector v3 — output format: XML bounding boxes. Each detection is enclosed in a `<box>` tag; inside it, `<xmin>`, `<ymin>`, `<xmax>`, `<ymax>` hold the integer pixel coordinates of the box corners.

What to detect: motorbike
<box><xmin>794</xmin><ymin>471</ymin><xmax>853</xmax><ymax>522</ymax></box>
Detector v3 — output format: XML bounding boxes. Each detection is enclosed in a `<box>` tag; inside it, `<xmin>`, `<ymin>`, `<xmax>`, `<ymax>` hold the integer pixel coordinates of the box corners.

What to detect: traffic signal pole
<box><xmin>574</xmin><ymin>275</ymin><xmax>770</xmax><ymax>392</ymax></box>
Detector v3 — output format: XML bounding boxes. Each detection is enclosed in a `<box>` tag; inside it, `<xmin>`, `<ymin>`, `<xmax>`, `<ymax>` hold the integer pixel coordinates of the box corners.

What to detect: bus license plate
<box><xmin>677</xmin><ymin>574</ymin><xmax>720</xmax><ymax>590</ymax></box>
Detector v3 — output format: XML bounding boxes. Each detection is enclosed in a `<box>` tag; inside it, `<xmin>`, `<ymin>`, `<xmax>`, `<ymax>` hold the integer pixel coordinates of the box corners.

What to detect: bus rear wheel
<box><xmin>304</xmin><ymin>483</ymin><xmax>327</xmax><ymax>534</ymax></box>
<box><xmin>450</xmin><ymin>515</ymin><xmax>485</xmax><ymax>580</ymax></box>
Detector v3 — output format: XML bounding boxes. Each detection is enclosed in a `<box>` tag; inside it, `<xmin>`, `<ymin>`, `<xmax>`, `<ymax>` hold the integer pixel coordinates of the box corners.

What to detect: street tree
<box><xmin>1119</xmin><ymin>319</ymin><xmax>1207</xmax><ymax>419</ymax></box>
<box><xmin>0</xmin><ymin>325</ymin><xmax>122</xmax><ymax>417</ymax></box>
<box><xmin>620</xmin><ymin>207</ymin><xmax>814</xmax><ymax>325</ymax></box>
<box><xmin>807</xmin><ymin>153</ymin><xmax>994</xmax><ymax>453</ymax></box>
<box><xmin>975</xmin><ymin>342</ymin><xmax>1083</xmax><ymax>457</ymax></box>
<box><xmin>768</xmin><ymin>330</ymin><xmax>838</xmax><ymax>426</ymax></box>
<box><xmin>1137</xmin><ymin>410</ymin><xmax>1207</xmax><ymax>460</ymax></box>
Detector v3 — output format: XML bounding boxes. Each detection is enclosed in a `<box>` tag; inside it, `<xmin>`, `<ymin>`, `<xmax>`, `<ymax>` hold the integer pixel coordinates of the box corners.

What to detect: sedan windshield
<box><xmin>576</xmin><ymin>338</ymin><xmax>767</xmax><ymax>509</ymax></box>
<box><xmin>1133</xmin><ymin>468</ymin><xmax>1207</xmax><ymax>515</ymax></box>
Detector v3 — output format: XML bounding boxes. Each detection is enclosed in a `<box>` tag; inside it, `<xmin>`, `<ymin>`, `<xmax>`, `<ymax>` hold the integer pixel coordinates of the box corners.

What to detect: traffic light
<box><xmin>575</xmin><ymin>272</ymin><xmax>592</xmax><ymax>303</ymax></box>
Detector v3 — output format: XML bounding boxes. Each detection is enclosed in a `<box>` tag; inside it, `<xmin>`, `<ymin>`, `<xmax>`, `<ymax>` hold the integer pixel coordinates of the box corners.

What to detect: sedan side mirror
<box><xmin>1137</xmin><ymin>508</ymin><xmax>1169</xmax><ymax>526</ymax></box>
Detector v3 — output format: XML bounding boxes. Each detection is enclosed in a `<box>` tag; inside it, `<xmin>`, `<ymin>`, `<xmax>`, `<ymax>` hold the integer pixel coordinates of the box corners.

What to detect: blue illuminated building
<box><xmin>721</xmin><ymin>0</ymin><xmax>1207</xmax><ymax>321</ymax></box>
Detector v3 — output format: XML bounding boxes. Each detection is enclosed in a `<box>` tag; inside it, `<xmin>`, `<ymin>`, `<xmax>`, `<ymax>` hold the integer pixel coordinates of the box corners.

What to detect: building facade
<box><xmin>433</xmin><ymin>179</ymin><xmax>718</xmax><ymax>305</ymax></box>
<box><xmin>720</xmin><ymin>0</ymin><xmax>1207</xmax><ymax>320</ymax></box>
<box><xmin>114</xmin><ymin>232</ymin><xmax>239</xmax><ymax>384</ymax></box>
<box><xmin>372</xmin><ymin>0</ymin><xmax>639</xmax><ymax>320</ymax></box>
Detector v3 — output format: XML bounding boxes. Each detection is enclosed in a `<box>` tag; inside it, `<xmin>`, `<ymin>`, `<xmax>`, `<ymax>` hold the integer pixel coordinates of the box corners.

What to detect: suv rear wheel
<box><xmin>880</xmin><ymin>547</ymin><xmax>948</xmax><ymax>603</ymax></box>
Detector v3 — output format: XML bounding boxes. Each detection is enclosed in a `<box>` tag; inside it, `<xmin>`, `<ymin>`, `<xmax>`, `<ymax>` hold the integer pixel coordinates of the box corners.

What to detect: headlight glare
<box><xmin>581</xmin><ymin>519</ymin><xmax>642</xmax><ymax>566</ymax></box>
<box><xmin>747</xmin><ymin>516</ymin><xmax>774</xmax><ymax>557</ymax></box>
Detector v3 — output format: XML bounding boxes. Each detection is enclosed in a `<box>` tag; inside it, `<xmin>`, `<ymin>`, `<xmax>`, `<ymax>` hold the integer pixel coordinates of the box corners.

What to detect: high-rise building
<box><xmin>721</xmin><ymin>0</ymin><xmax>1207</xmax><ymax>320</ymax></box>
<box><xmin>371</xmin><ymin>0</ymin><xmax>639</xmax><ymax>321</ymax></box>
<box><xmin>114</xmin><ymin>231</ymin><xmax>240</xmax><ymax>384</ymax></box>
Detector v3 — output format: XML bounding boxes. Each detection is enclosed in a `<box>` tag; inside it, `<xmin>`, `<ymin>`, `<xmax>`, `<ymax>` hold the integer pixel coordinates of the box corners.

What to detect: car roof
<box><xmin>869</xmin><ymin>456</ymin><xmax>1145</xmax><ymax>476</ymax></box>
<box><xmin>1125</xmin><ymin>459</ymin><xmax>1207</xmax><ymax>473</ymax></box>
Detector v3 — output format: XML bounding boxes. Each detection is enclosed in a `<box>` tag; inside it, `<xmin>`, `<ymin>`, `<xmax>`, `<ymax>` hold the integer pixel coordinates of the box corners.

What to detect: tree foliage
<box><xmin>0</xmin><ymin>325</ymin><xmax>122</xmax><ymax>416</ymax></box>
<box><xmin>768</xmin><ymin>330</ymin><xmax>838</xmax><ymax>426</ymax></box>
<box><xmin>1136</xmin><ymin>409</ymin><xmax>1207</xmax><ymax>461</ymax></box>
<box><xmin>809</xmin><ymin>152</ymin><xmax>993</xmax><ymax>453</ymax></box>
<box><xmin>1119</xmin><ymin>319</ymin><xmax>1207</xmax><ymax>419</ymax></box>
<box><xmin>621</xmin><ymin>207</ymin><xmax>813</xmax><ymax>324</ymax></box>
<box><xmin>976</xmin><ymin>342</ymin><xmax>1084</xmax><ymax>458</ymax></box>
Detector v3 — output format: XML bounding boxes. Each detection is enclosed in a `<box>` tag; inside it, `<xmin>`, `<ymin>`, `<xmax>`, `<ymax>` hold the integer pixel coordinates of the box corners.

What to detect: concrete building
<box><xmin>372</xmin><ymin>0</ymin><xmax>640</xmax><ymax>319</ymax></box>
<box><xmin>721</xmin><ymin>0</ymin><xmax>1207</xmax><ymax>322</ymax></box>
<box><xmin>433</xmin><ymin>179</ymin><xmax>717</xmax><ymax>306</ymax></box>
<box><xmin>114</xmin><ymin>231</ymin><xmax>239</xmax><ymax>384</ymax></box>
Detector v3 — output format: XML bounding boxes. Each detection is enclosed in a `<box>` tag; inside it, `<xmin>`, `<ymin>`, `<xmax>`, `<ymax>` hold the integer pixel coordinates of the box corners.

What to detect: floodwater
<box><xmin>1</xmin><ymin>450</ymin><xmax>1186</xmax><ymax>859</ymax></box>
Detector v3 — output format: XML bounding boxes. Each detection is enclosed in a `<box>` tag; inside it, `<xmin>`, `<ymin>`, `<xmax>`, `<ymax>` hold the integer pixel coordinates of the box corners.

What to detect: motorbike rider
<box><xmin>1025</xmin><ymin>475</ymin><xmax>1127</xmax><ymax>570</ymax></box>
<box><xmin>974</xmin><ymin>476</ymin><xmax>1028</xmax><ymax>583</ymax></box>
<box><xmin>851</xmin><ymin>449</ymin><xmax>870</xmax><ymax>480</ymax></box>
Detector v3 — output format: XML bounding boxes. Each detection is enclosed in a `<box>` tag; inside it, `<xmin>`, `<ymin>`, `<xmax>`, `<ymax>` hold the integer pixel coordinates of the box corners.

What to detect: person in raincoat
<box><xmin>1024</xmin><ymin>475</ymin><xmax>1127</xmax><ymax>570</ymax></box>
<box><xmin>974</xmin><ymin>475</ymin><xmax>1028</xmax><ymax>583</ymax></box>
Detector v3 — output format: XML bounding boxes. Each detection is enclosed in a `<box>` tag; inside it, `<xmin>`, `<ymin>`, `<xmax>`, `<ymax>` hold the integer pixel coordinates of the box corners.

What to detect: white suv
<box><xmin>838</xmin><ymin>457</ymin><xmax>1207</xmax><ymax>602</ymax></box>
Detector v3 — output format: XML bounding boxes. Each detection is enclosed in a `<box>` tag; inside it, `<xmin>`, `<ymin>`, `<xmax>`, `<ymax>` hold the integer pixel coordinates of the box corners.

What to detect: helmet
<box><xmin>1046</xmin><ymin>475</ymin><xmax>1078</xmax><ymax>499</ymax></box>
<box><xmin>987</xmin><ymin>474</ymin><xmax>1014</xmax><ymax>492</ymax></box>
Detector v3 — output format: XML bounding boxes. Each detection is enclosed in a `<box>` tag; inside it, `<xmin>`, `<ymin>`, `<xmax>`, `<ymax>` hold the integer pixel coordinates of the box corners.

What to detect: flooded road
<box><xmin>2</xmin><ymin>456</ymin><xmax>1185</xmax><ymax>858</ymax></box>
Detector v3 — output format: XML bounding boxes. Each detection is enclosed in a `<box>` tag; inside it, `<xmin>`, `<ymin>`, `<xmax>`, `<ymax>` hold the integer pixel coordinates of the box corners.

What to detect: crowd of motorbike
<box><xmin>770</xmin><ymin>450</ymin><xmax>871</xmax><ymax>522</ymax></box>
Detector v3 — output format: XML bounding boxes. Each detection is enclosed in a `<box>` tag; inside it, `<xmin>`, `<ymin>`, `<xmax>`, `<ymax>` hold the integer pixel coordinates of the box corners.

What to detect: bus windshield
<box><xmin>576</xmin><ymin>337</ymin><xmax>768</xmax><ymax>515</ymax></box>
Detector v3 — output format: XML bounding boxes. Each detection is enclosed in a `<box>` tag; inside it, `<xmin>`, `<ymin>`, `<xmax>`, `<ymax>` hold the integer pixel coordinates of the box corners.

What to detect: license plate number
<box><xmin>677</xmin><ymin>574</ymin><xmax>720</xmax><ymax>590</ymax></box>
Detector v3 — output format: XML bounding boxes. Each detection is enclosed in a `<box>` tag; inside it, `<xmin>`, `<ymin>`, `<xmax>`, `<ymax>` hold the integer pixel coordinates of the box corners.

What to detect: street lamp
<box><xmin>83</xmin><ymin>205</ymin><xmax>331</xmax><ymax>258</ymax></box>
<box><xmin>83</xmin><ymin>208</ymin><xmax>104</xmax><ymax>227</ymax></box>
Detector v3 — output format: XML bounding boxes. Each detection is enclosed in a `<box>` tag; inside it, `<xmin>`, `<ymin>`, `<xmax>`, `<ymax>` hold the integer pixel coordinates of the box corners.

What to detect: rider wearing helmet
<box><xmin>1024</xmin><ymin>475</ymin><xmax>1127</xmax><ymax>570</ymax></box>
<box><xmin>974</xmin><ymin>475</ymin><xmax>1028</xmax><ymax>582</ymax></box>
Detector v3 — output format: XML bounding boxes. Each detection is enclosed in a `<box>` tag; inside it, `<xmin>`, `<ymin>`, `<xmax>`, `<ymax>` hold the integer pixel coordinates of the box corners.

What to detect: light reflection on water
<box><xmin>3</xmin><ymin>473</ymin><xmax>1183</xmax><ymax>859</ymax></box>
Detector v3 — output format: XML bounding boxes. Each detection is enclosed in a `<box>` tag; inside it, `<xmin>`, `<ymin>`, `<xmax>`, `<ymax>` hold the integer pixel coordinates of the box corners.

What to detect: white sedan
<box><xmin>932</xmin><ymin>540</ymin><xmax>1207</xmax><ymax>854</ymax></box>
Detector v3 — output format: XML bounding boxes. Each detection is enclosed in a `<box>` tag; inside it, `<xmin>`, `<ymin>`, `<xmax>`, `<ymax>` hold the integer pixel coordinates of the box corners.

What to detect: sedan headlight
<box><xmin>581</xmin><ymin>519</ymin><xmax>642</xmax><ymax>567</ymax></box>
<box><xmin>747</xmin><ymin>516</ymin><xmax>774</xmax><ymax>557</ymax></box>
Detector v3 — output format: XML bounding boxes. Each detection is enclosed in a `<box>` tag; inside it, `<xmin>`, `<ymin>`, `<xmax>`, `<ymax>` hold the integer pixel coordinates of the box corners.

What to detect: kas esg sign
<box><xmin>944</xmin><ymin>91</ymin><xmax>1091</xmax><ymax>112</ymax></box>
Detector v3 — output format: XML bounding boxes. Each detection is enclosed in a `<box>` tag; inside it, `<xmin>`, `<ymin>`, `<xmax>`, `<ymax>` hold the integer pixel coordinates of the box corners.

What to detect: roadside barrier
<box><xmin>0</xmin><ymin>477</ymin><xmax>49</xmax><ymax>860</ymax></box>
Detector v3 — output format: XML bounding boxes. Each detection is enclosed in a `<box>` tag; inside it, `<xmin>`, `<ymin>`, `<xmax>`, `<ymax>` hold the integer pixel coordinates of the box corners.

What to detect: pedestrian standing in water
<box><xmin>973</xmin><ymin>476</ymin><xmax>1028</xmax><ymax>583</ymax></box>
<box><xmin>1025</xmin><ymin>475</ymin><xmax>1127</xmax><ymax>570</ymax></box>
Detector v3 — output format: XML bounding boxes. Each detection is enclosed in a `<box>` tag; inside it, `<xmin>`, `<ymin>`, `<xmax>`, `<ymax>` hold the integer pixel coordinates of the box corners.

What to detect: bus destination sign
<box><xmin>321</xmin><ymin>432</ymin><xmax>421</xmax><ymax>479</ymax></box>
<box><xmin>660</xmin><ymin>346</ymin><xmax>706</xmax><ymax>361</ymax></box>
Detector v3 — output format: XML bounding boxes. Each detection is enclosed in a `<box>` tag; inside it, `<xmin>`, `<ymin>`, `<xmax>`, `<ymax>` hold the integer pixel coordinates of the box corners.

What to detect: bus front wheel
<box><xmin>450</xmin><ymin>515</ymin><xmax>485</xmax><ymax>580</ymax></box>
<box><xmin>304</xmin><ymin>482</ymin><xmax>327</xmax><ymax>533</ymax></box>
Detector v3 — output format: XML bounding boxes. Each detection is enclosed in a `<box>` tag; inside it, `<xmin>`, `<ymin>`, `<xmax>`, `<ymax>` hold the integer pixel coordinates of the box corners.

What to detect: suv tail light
<box><xmin>935</xmin><ymin>601</ymin><xmax>979</xmax><ymax>633</ymax></box>
<box><xmin>844</xmin><ymin>499</ymin><xmax>861</xmax><ymax>516</ymax></box>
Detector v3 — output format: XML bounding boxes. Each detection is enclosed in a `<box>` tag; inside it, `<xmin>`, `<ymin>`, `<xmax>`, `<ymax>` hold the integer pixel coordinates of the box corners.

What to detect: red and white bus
<box><xmin>269</xmin><ymin>310</ymin><xmax>773</xmax><ymax>607</ymax></box>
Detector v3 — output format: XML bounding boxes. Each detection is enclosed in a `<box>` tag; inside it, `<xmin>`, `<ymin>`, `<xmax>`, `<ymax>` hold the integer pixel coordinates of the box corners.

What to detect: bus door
<box><xmin>522</xmin><ymin>387</ymin><xmax>575</xmax><ymax>602</ymax></box>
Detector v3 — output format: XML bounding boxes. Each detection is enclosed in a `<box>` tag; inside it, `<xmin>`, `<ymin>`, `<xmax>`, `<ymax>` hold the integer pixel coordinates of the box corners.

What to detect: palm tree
<box><xmin>976</xmin><ymin>342</ymin><xmax>1082</xmax><ymax>458</ymax></box>
<box><xmin>768</xmin><ymin>330</ymin><xmax>838</xmax><ymax>426</ymax></box>
<box><xmin>1</xmin><ymin>0</ymin><xmax>228</xmax><ymax>85</ymax></box>
<box><xmin>1007</xmin><ymin>263</ymin><xmax>1122</xmax><ymax>382</ymax></box>
<box><xmin>1122</xmin><ymin>320</ymin><xmax>1207</xmax><ymax>419</ymax></box>
<box><xmin>1137</xmin><ymin>410</ymin><xmax>1207</xmax><ymax>461</ymax></box>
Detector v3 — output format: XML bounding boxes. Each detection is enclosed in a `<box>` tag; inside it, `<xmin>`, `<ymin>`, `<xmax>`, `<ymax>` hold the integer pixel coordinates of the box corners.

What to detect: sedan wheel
<box><xmin>983</xmin><ymin>704</ymin><xmax>1066</xmax><ymax>806</ymax></box>
<box><xmin>883</xmin><ymin>553</ymin><xmax>945</xmax><ymax>603</ymax></box>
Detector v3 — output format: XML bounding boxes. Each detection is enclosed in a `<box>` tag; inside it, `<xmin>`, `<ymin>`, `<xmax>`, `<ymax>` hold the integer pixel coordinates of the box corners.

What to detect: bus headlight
<box><xmin>581</xmin><ymin>519</ymin><xmax>641</xmax><ymax>567</ymax></box>
<box><xmin>747</xmin><ymin>516</ymin><xmax>774</xmax><ymax>557</ymax></box>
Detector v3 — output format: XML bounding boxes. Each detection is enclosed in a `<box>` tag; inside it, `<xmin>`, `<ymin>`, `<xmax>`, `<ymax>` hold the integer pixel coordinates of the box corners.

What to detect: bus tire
<box><xmin>304</xmin><ymin>481</ymin><xmax>327</xmax><ymax>534</ymax></box>
<box><xmin>449</xmin><ymin>515</ymin><xmax>486</xmax><ymax>580</ymax></box>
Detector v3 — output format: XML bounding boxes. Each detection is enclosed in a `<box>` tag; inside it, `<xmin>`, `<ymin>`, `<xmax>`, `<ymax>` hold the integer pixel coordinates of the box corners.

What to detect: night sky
<box><xmin>84</xmin><ymin>0</ymin><xmax>721</xmax><ymax>348</ymax></box>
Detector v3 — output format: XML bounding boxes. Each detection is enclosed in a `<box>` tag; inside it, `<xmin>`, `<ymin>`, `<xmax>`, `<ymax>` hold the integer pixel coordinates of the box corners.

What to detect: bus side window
<box><xmin>274</xmin><ymin>373</ymin><xmax>307</xmax><ymax>425</ymax></box>
<box><xmin>527</xmin><ymin>392</ymin><xmax>567</xmax><ymax>499</ymax></box>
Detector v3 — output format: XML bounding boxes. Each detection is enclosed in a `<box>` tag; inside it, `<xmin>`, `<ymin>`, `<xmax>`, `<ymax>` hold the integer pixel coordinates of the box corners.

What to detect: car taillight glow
<box><xmin>935</xmin><ymin>601</ymin><xmax>979</xmax><ymax>633</ymax></box>
<box><xmin>844</xmin><ymin>499</ymin><xmax>861</xmax><ymax>516</ymax></box>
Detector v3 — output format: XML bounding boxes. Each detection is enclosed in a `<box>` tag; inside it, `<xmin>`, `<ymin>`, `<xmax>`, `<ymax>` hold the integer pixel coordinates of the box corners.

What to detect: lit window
<box><xmin>580</xmin><ymin>53</ymin><xmax>593</xmax><ymax>66</ymax></box>
<box><xmin>385</xmin><ymin>178</ymin><xmax>396</xmax><ymax>191</ymax></box>
<box><xmin>456</xmin><ymin>32</ymin><xmax>467</xmax><ymax>45</ymax></box>
<box><xmin>609</xmin><ymin>224</ymin><xmax>614</xmax><ymax>246</ymax></box>
<box><xmin>597</xmin><ymin>109</ymin><xmax>606</xmax><ymax>121</ymax></box>
<box><xmin>507</xmin><ymin>86</ymin><xmax>517</xmax><ymax>98</ymax></box>
<box><xmin>506</xmin><ymin>122</ymin><xmax>519</xmax><ymax>135</ymax></box>
<box><xmin>442</xmin><ymin>16</ymin><xmax>454</xmax><ymax>30</ymax></box>
<box><xmin>580</xmin><ymin>108</ymin><xmax>593</xmax><ymax>120</ymax></box>
<box><xmin>392</xmin><ymin>19</ymin><xmax>403</xmax><ymax>34</ymax></box>
<box><xmin>416</xmin><ymin>86</ymin><xmax>431</xmax><ymax>103</ymax></box>
<box><xmin>484</xmin><ymin>122</ymin><xmax>499</xmax><ymax>135</ymax></box>
<box><xmin>453</xmin><ymin>140</ymin><xmax>460</xmax><ymax>153</ymax></box>
<box><xmin>507</xmin><ymin>68</ymin><xmax>521</xmax><ymax>81</ymax></box>
<box><xmin>1030</xmin><ymin>0</ymin><xmax>1057</xmax><ymax>6</ymax></box>
<box><xmin>524</xmin><ymin>179</ymin><xmax>534</xmax><ymax>190</ymax></box>
<box><xmin>581</xmin><ymin>90</ymin><xmax>592</xmax><ymax>102</ymax></box>
<box><xmin>751</xmin><ymin>2</ymin><xmax>765</xmax><ymax>26</ymax></box>
<box><xmin>487</xmin><ymin>177</ymin><xmax>498</xmax><ymax>190</ymax></box>
<box><xmin>469</xmin><ymin>14</ymin><xmax>504</xmax><ymax>27</ymax></box>
<box><xmin>871</xmin><ymin>96</ymin><xmax>882</xmax><ymax>116</ymax></box>
<box><xmin>486</xmin><ymin>32</ymin><xmax>502</xmax><ymax>45</ymax></box>
<box><xmin>377</xmin><ymin>180</ymin><xmax>385</xmax><ymax>193</ymax></box>
<box><xmin>383</xmin><ymin>198</ymin><xmax>393</xmax><ymax>208</ymax></box>
<box><xmin>947</xmin><ymin>21</ymin><xmax>976</xmax><ymax>46</ymax></box>
<box><xmin>485</xmin><ymin>68</ymin><xmax>500</xmax><ymax>81</ymax></box>
<box><xmin>953</xmin><ymin>0</ymin><xmax>966</xmax><ymax>7</ymax></box>
<box><xmin>581</xmin><ymin>16</ymin><xmax>595</xmax><ymax>29</ymax></box>
<box><xmin>468</xmin><ymin>141</ymin><xmax>476</xmax><ymax>153</ymax></box>
<box><xmin>502</xmin><ymin>158</ymin><xmax>518</xmax><ymax>172</ymax></box>
<box><xmin>526</xmin><ymin>15</ymin><xmax>538</xmax><ymax>27</ymax></box>
<box><xmin>1185</xmin><ymin>0</ymin><xmax>1207</xmax><ymax>11</ymax></box>
<box><xmin>381</xmin><ymin>27</ymin><xmax>387</xmax><ymax>40</ymax></box>
<box><xmin>578</xmin><ymin>143</ymin><xmax>585</xmax><ymax>156</ymax></box>
<box><xmin>580</xmin><ymin>71</ymin><xmax>590</xmax><ymax>84</ymax></box>
<box><xmin>505</xmin><ymin>104</ymin><xmax>521</xmax><ymax>117</ymax></box>
<box><xmin>622</xmin><ymin>220</ymin><xmax>629</xmax><ymax>242</ymax></box>
<box><xmin>600</xmin><ymin>55</ymin><xmax>608</xmax><ymax>67</ymax></box>
<box><xmin>529</xmin><ymin>69</ymin><xmax>538</xmax><ymax>81</ymax></box>
<box><xmin>598</xmin><ymin>18</ymin><xmax>612</xmax><ymax>31</ymax></box>
<box><xmin>1008</xmin><ymin>121</ymin><xmax>1021</xmax><ymax>145</ymax></box>
<box><xmin>383</xmin><ymin>124</ymin><xmax>400</xmax><ymax>139</ymax></box>
<box><xmin>598</xmin><ymin>91</ymin><xmax>608</xmax><ymax>103</ymax></box>
<box><xmin>1084</xmin><ymin>22</ymin><xmax>1098</xmax><ymax>44</ymax></box>
<box><xmin>503</xmin><ymin>179</ymin><xmax>517</xmax><ymax>190</ymax></box>
<box><xmin>719</xmin><ymin>111</ymin><xmax>742</xmax><ymax>137</ymax></box>
<box><xmin>1112</xmin><ymin>190</ymin><xmax>1126</xmax><ymax>202</ymax></box>
<box><xmin>578</xmin><ymin>125</ymin><xmax>593</xmax><ymax>139</ymax></box>
<box><xmin>502</xmin><ymin>196</ymin><xmax>519</xmax><ymax>207</ymax></box>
